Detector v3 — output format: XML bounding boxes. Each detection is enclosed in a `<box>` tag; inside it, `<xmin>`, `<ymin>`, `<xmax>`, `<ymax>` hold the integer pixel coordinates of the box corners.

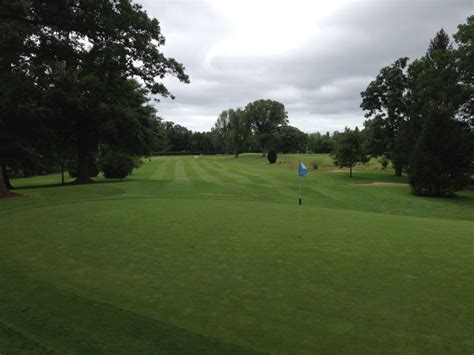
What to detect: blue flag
<box><xmin>298</xmin><ymin>161</ymin><xmax>308</xmax><ymax>177</ymax></box>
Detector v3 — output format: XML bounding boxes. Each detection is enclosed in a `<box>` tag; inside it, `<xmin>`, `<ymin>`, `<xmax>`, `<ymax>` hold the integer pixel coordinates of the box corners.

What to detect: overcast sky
<box><xmin>138</xmin><ymin>0</ymin><xmax>473</xmax><ymax>133</ymax></box>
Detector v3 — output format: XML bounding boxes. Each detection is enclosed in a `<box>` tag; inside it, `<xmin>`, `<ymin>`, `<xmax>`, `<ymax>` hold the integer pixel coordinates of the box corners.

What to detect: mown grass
<box><xmin>1</xmin><ymin>153</ymin><xmax>474</xmax><ymax>354</ymax></box>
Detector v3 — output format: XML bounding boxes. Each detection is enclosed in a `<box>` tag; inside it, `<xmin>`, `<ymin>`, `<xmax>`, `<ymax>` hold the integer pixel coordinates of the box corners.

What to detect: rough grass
<box><xmin>1</xmin><ymin>154</ymin><xmax>473</xmax><ymax>354</ymax></box>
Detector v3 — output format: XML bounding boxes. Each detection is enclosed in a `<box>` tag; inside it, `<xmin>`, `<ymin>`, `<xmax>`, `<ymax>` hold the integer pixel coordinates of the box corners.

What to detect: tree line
<box><xmin>158</xmin><ymin>108</ymin><xmax>336</xmax><ymax>156</ymax></box>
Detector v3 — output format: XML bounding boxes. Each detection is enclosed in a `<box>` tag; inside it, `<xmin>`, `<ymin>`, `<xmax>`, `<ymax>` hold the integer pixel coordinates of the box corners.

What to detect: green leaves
<box><xmin>331</xmin><ymin>127</ymin><xmax>369</xmax><ymax>178</ymax></box>
<box><xmin>0</xmin><ymin>0</ymin><xmax>190</xmax><ymax>183</ymax></box>
<box><xmin>245</xmin><ymin>99</ymin><xmax>288</xmax><ymax>154</ymax></box>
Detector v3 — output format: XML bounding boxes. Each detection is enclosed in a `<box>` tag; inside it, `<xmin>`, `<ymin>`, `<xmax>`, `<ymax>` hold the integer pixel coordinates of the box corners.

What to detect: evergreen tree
<box><xmin>409</xmin><ymin>29</ymin><xmax>471</xmax><ymax>196</ymax></box>
<box><xmin>454</xmin><ymin>16</ymin><xmax>474</xmax><ymax>171</ymax></box>
<box><xmin>454</xmin><ymin>16</ymin><xmax>474</xmax><ymax>125</ymax></box>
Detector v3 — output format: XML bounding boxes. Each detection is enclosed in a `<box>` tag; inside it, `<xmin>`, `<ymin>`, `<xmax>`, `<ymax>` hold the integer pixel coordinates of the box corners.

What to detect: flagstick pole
<box><xmin>298</xmin><ymin>166</ymin><xmax>302</xmax><ymax>237</ymax></box>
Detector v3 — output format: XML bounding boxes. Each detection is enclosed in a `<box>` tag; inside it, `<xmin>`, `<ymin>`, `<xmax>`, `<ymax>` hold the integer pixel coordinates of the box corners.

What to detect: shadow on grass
<box><xmin>13</xmin><ymin>178</ymin><xmax>129</xmax><ymax>191</ymax></box>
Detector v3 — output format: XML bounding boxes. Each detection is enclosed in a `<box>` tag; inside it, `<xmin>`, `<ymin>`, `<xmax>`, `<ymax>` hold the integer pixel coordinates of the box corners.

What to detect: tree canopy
<box><xmin>331</xmin><ymin>128</ymin><xmax>369</xmax><ymax>178</ymax></box>
<box><xmin>0</xmin><ymin>0</ymin><xmax>189</xmax><ymax>194</ymax></box>
<box><xmin>245</xmin><ymin>99</ymin><xmax>288</xmax><ymax>155</ymax></box>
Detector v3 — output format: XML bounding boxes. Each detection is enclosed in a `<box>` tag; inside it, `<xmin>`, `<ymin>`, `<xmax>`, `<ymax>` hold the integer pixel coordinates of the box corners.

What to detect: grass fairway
<box><xmin>1</xmin><ymin>154</ymin><xmax>474</xmax><ymax>354</ymax></box>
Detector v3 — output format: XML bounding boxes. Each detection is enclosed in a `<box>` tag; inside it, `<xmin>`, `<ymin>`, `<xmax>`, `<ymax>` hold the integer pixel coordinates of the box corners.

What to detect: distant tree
<box><xmin>246</xmin><ymin>134</ymin><xmax>260</xmax><ymax>153</ymax></box>
<box><xmin>188</xmin><ymin>131</ymin><xmax>216</xmax><ymax>153</ymax></box>
<box><xmin>150</xmin><ymin>118</ymin><xmax>169</xmax><ymax>153</ymax></box>
<box><xmin>163</xmin><ymin>122</ymin><xmax>192</xmax><ymax>152</ymax></box>
<box><xmin>245</xmin><ymin>99</ymin><xmax>288</xmax><ymax>155</ymax></box>
<box><xmin>276</xmin><ymin>125</ymin><xmax>307</xmax><ymax>153</ymax></box>
<box><xmin>361</xmin><ymin>57</ymin><xmax>410</xmax><ymax>176</ymax></box>
<box><xmin>331</xmin><ymin>127</ymin><xmax>369</xmax><ymax>178</ymax></box>
<box><xmin>200</xmin><ymin>132</ymin><xmax>217</xmax><ymax>153</ymax></box>
<box><xmin>228</xmin><ymin>108</ymin><xmax>250</xmax><ymax>157</ymax></box>
<box><xmin>307</xmin><ymin>132</ymin><xmax>334</xmax><ymax>153</ymax></box>
<box><xmin>211</xmin><ymin>110</ymin><xmax>233</xmax><ymax>154</ymax></box>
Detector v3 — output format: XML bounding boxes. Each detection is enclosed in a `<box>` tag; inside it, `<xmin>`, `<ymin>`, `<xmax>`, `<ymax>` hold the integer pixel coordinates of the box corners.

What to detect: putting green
<box><xmin>1</xmin><ymin>154</ymin><xmax>473</xmax><ymax>353</ymax></box>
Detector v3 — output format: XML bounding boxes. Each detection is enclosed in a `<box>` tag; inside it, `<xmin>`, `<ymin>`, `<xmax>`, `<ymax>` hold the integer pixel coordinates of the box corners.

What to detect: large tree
<box><xmin>2</xmin><ymin>0</ymin><xmax>189</xmax><ymax>186</ymax></box>
<box><xmin>454</xmin><ymin>16</ymin><xmax>474</xmax><ymax>176</ymax></box>
<box><xmin>361</xmin><ymin>57</ymin><xmax>409</xmax><ymax>176</ymax></box>
<box><xmin>245</xmin><ymin>99</ymin><xmax>288</xmax><ymax>155</ymax></box>
<box><xmin>410</xmin><ymin>109</ymin><xmax>471</xmax><ymax>196</ymax></box>
<box><xmin>0</xmin><ymin>0</ymin><xmax>43</xmax><ymax>196</ymax></box>
<box><xmin>409</xmin><ymin>29</ymin><xmax>471</xmax><ymax>196</ymax></box>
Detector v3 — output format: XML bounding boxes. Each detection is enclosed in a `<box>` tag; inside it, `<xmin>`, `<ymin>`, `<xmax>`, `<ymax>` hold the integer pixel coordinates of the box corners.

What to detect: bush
<box><xmin>311</xmin><ymin>160</ymin><xmax>318</xmax><ymax>170</ymax></box>
<box><xmin>267</xmin><ymin>151</ymin><xmax>277</xmax><ymax>164</ymax></box>
<box><xmin>67</xmin><ymin>159</ymin><xmax>99</xmax><ymax>178</ymax></box>
<box><xmin>100</xmin><ymin>151</ymin><xmax>139</xmax><ymax>180</ymax></box>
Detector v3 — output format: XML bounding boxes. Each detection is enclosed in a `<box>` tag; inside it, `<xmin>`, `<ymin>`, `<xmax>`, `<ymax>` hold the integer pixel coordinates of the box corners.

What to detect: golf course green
<box><xmin>1</xmin><ymin>154</ymin><xmax>474</xmax><ymax>354</ymax></box>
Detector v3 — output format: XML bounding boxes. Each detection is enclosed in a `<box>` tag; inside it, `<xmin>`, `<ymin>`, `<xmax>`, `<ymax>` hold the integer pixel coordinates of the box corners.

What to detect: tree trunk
<box><xmin>349</xmin><ymin>166</ymin><xmax>353</xmax><ymax>178</ymax></box>
<box><xmin>61</xmin><ymin>160</ymin><xmax>65</xmax><ymax>185</ymax></box>
<box><xmin>1</xmin><ymin>162</ymin><xmax>13</xmax><ymax>190</ymax></box>
<box><xmin>0</xmin><ymin>165</ymin><xmax>10</xmax><ymax>197</ymax></box>
<box><xmin>394</xmin><ymin>165</ymin><xmax>403</xmax><ymax>176</ymax></box>
<box><xmin>76</xmin><ymin>117</ymin><xmax>91</xmax><ymax>184</ymax></box>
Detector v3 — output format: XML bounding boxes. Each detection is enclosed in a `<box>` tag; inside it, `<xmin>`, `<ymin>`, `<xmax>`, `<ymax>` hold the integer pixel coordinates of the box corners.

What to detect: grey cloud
<box><xmin>138</xmin><ymin>0</ymin><xmax>473</xmax><ymax>132</ymax></box>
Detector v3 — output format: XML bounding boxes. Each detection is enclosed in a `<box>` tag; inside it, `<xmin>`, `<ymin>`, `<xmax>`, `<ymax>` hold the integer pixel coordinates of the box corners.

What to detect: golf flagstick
<box><xmin>298</xmin><ymin>173</ymin><xmax>302</xmax><ymax>237</ymax></box>
<box><xmin>297</xmin><ymin>160</ymin><xmax>308</xmax><ymax>237</ymax></box>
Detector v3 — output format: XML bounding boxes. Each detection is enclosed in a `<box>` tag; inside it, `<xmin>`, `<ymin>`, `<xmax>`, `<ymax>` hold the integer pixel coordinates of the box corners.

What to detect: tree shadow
<box><xmin>13</xmin><ymin>178</ymin><xmax>129</xmax><ymax>191</ymax></box>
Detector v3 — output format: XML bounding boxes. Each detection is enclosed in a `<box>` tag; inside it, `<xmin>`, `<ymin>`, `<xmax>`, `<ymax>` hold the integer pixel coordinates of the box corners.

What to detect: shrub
<box><xmin>67</xmin><ymin>159</ymin><xmax>99</xmax><ymax>178</ymax></box>
<box><xmin>267</xmin><ymin>151</ymin><xmax>277</xmax><ymax>164</ymax></box>
<box><xmin>100</xmin><ymin>151</ymin><xmax>139</xmax><ymax>180</ymax></box>
<box><xmin>311</xmin><ymin>160</ymin><xmax>318</xmax><ymax>170</ymax></box>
